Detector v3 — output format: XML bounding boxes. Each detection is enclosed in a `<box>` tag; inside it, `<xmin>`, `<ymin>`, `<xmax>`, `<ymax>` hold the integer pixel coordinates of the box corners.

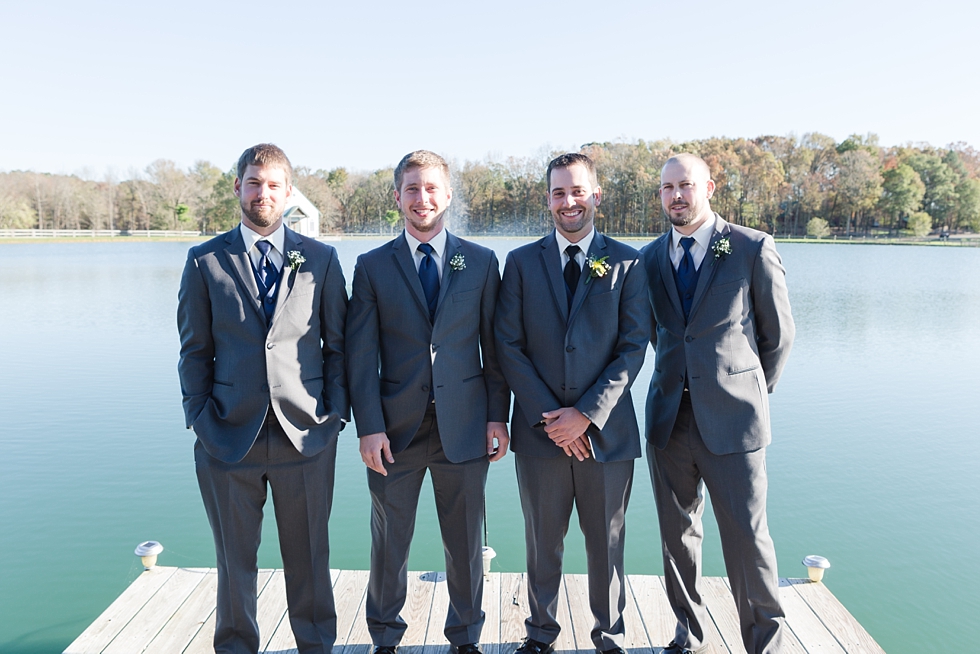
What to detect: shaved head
<box><xmin>662</xmin><ymin>153</ymin><xmax>711</xmax><ymax>181</ymax></box>
<box><xmin>659</xmin><ymin>153</ymin><xmax>716</xmax><ymax>234</ymax></box>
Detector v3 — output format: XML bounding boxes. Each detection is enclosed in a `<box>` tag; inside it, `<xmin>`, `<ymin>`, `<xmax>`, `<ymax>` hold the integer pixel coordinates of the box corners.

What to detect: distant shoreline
<box><xmin>2</xmin><ymin>233</ymin><xmax>978</xmax><ymax>247</ymax></box>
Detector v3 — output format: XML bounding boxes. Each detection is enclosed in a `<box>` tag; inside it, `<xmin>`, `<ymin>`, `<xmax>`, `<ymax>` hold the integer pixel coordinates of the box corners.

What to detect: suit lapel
<box><xmin>539</xmin><ymin>232</ymin><xmax>569</xmax><ymax>324</ymax></box>
<box><xmin>392</xmin><ymin>232</ymin><xmax>432</xmax><ymax>320</ymax></box>
<box><xmin>222</xmin><ymin>228</ymin><xmax>264</xmax><ymax>321</ymax></box>
<box><xmin>271</xmin><ymin>227</ymin><xmax>301</xmax><ymax>325</ymax></box>
<box><xmin>688</xmin><ymin>214</ymin><xmax>729</xmax><ymax>320</ymax></box>
<box><xmin>655</xmin><ymin>233</ymin><xmax>684</xmax><ymax>321</ymax></box>
<box><xmin>569</xmin><ymin>232</ymin><xmax>606</xmax><ymax>321</ymax></box>
<box><xmin>435</xmin><ymin>232</ymin><xmax>461</xmax><ymax>320</ymax></box>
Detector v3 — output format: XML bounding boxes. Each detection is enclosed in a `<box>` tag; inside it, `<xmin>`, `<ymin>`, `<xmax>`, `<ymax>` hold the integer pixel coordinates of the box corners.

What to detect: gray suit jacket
<box><xmin>346</xmin><ymin>230</ymin><xmax>510</xmax><ymax>463</ymax></box>
<box><xmin>494</xmin><ymin>231</ymin><xmax>651</xmax><ymax>462</ymax></box>
<box><xmin>177</xmin><ymin>226</ymin><xmax>349</xmax><ymax>463</ymax></box>
<box><xmin>642</xmin><ymin>214</ymin><xmax>795</xmax><ymax>455</ymax></box>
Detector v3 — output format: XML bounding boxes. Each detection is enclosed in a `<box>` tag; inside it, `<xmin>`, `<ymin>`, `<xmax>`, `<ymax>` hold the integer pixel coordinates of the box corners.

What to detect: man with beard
<box><xmin>178</xmin><ymin>143</ymin><xmax>349</xmax><ymax>654</ymax></box>
<box><xmin>494</xmin><ymin>153</ymin><xmax>650</xmax><ymax>654</ymax></box>
<box><xmin>346</xmin><ymin>150</ymin><xmax>510</xmax><ymax>654</ymax></box>
<box><xmin>641</xmin><ymin>153</ymin><xmax>795</xmax><ymax>654</ymax></box>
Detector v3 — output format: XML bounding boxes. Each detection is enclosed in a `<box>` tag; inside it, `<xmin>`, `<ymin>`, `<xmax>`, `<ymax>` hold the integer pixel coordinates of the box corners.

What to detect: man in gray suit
<box><xmin>346</xmin><ymin>150</ymin><xmax>510</xmax><ymax>654</ymax></box>
<box><xmin>642</xmin><ymin>154</ymin><xmax>795</xmax><ymax>654</ymax></box>
<box><xmin>178</xmin><ymin>144</ymin><xmax>349</xmax><ymax>654</ymax></box>
<box><xmin>494</xmin><ymin>153</ymin><xmax>650</xmax><ymax>654</ymax></box>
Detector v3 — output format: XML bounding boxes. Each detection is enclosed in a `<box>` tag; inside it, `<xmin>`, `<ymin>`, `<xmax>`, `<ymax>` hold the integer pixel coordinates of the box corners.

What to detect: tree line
<box><xmin>2</xmin><ymin>133</ymin><xmax>979</xmax><ymax>237</ymax></box>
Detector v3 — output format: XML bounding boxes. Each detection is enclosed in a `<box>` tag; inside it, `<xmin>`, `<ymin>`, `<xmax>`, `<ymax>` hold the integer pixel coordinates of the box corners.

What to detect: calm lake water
<box><xmin>1</xmin><ymin>238</ymin><xmax>978</xmax><ymax>653</ymax></box>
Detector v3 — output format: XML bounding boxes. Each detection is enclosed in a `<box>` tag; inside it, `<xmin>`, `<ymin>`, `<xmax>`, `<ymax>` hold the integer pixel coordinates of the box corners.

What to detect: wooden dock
<box><xmin>65</xmin><ymin>568</ymin><xmax>884</xmax><ymax>654</ymax></box>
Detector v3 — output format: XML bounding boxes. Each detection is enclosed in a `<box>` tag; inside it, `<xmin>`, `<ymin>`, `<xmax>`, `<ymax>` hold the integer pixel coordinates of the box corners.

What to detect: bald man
<box><xmin>641</xmin><ymin>154</ymin><xmax>795</xmax><ymax>654</ymax></box>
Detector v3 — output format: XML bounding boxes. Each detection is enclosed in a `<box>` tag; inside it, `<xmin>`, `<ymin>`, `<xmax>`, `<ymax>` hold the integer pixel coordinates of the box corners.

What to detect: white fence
<box><xmin>0</xmin><ymin>229</ymin><xmax>202</xmax><ymax>238</ymax></box>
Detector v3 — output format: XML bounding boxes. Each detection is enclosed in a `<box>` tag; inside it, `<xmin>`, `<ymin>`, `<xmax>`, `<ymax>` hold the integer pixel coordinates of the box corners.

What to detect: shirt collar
<box><xmin>404</xmin><ymin>226</ymin><xmax>448</xmax><ymax>260</ymax></box>
<box><xmin>555</xmin><ymin>227</ymin><xmax>595</xmax><ymax>259</ymax></box>
<box><xmin>671</xmin><ymin>213</ymin><xmax>715</xmax><ymax>252</ymax></box>
<box><xmin>240</xmin><ymin>220</ymin><xmax>285</xmax><ymax>255</ymax></box>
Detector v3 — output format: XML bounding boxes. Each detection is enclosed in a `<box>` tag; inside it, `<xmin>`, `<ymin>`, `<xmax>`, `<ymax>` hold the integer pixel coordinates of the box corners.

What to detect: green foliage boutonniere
<box><xmin>449</xmin><ymin>252</ymin><xmax>466</xmax><ymax>272</ymax></box>
<box><xmin>584</xmin><ymin>254</ymin><xmax>611</xmax><ymax>284</ymax></box>
<box><xmin>287</xmin><ymin>250</ymin><xmax>306</xmax><ymax>272</ymax></box>
<box><xmin>710</xmin><ymin>236</ymin><xmax>731</xmax><ymax>265</ymax></box>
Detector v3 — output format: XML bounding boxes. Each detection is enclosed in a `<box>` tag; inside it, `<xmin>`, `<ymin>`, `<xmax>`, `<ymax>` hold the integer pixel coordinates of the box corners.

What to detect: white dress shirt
<box><xmin>669</xmin><ymin>215</ymin><xmax>715</xmax><ymax>271</ymax></box>
<box><xmin>404</xmin><ymin>227</ymin><xmax>448</xmax><ymax>278</ymax></box>
<box><xmin>555</xmin><ymin>227</ymin><xmax>595</xmax><ymax>271</ymax></box>
<box><xmin>240</xmin><ymin>221</ymin><xmax>285</xmax><ymax>271</ymax></box>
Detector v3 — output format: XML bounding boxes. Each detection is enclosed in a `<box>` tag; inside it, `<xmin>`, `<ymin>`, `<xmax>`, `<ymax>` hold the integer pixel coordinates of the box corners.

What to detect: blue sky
<box><xmin>2</xmin><ymin>0</ymin><xmax>976</xmax><ymax>177</ymax></box>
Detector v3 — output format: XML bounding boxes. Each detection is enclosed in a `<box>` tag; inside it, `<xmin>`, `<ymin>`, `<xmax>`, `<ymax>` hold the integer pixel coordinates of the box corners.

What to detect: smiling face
<box><xmin>394</xmin><ymin>165</ymin><xmax>452</xmax><ymax>241</ymax></box>
<box><xmin>548</xmin><ymin>163</ymin><xmax>601</xmax><ymax>242</ymax></box>
<box><xmin>659</xmin><ymin>155</ymin><xmax>715</xmax><ymax>234</ymax></box>
<box><xmin>234</xmin><ymin>163</ymin><xmax>292</xmax><ymax>235</ymax></box>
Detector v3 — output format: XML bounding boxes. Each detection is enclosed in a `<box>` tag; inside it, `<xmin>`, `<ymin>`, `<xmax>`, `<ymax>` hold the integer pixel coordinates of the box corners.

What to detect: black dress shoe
<box><xmin>451</xmin><ymin>645</ymin><xmax>482</xmax><ymax>654</ymax></box>
<box><xmin>374</xmin><ymin>647</ymin><xmax>398</xmax><ymax>654</ymax></box>
<box><xmin>515</xmin><ymin>638</ymin><xmax>555</xmax><ymax>654</ymax></box>
<box><xmin>662</xmin><ymin>642</ymin><xmax>707</xmax><ymax>654</ymax></box>
<box><xmin>599</xmin><ymin>648</ymin><xmax>627</xmax><ymax>654</ymax></box>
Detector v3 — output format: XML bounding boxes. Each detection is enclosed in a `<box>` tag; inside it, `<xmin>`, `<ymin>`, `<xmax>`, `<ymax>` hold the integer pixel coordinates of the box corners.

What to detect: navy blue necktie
<box><xmin>418</xmin><ymin>243</ymin><xmax>439</xmax><ymax>320</ymax></box>
<box><xmin>677</xmin><ymin>237</ymin><xmax>697</xmax><ymax>320</ymax></box>
<box><xmin>564</xmin><ymin>244</ymin><xmax>581</xmax><ymax>310</ymax></box>
<box><xmin>255</xmin><ymin>240</ymin><xmax>279</xmax><ymax>324</ymax></box>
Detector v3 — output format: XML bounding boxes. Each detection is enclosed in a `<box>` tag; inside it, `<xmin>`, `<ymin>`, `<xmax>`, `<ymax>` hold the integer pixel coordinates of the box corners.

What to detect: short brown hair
<box><xmin>237</xmin><ymin>143</ymin><xmax>293</xmax><ymax>186</ymax></box>
<box><xmin>394</xmin><ymin>150</ymin><xmax>450</xmax><ymax>191</ymax></box>
<box><xmin>546</xmin><ymin>152</ymin><xmax>598</xmax><ymax>190</ymax></box>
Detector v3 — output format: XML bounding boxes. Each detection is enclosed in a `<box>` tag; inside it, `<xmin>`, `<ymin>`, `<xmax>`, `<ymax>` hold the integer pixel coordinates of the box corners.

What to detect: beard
<box><xmin>553</xmin><ymin>204</ymin><xmax>595</xmax><ymax>235</ymax></box>
<box><xmin>663</xmin><ymin>196</ymin><xmax>707</xmax><ymax>228</ymax></box>
<box><xmin>404</xmin><ymin>208</ymin><xmax>446</xmax><ymax>234</ymax></box>
<box><xmin>240</xmin><ymin>196</ymin><xmax>283</xmax><ymax>229</ymax></box>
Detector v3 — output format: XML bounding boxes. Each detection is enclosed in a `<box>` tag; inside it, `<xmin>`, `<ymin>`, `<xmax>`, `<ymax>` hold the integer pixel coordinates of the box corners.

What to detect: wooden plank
<box><xmin>335</xmin><ymin>569</ymin><xmax>371</xmax><ymax>650</ymax></box>
<box><xmin>183</xmin><ymin>569</ymin><xmax>275</xmax><ymax>654</ymax></box>
<box><xmin>624</xmin><ymin>575</ymin><xmax>675</xmax><ymax>651</ymax></box>
<box><xmin>68</xmin><ymin>570</ymin><xmax>888</xmax><ymax>654</ymax></box>
<box><xmin>398</xmin><ymin>571</ymin><xmax>439</xmax><ymax>654</ymax></box>
<box><xmin>784</xmin><ymin>579</ymin><xmax>885</xmax><ymax>653</ymax></box>
<box><xmin>482</xmin><ymin>573</ymin><xmax>501</xmax><ymax>654</ymax></box>
<box><xmin>629</xmin><ymin>575</ymin><xmax>728</xmax><ymax>654</ymax></box>
<box><xmin>561</xmin><ymin>574</ymin><xmax>592</xmax><ymax>651</ymax></box>
<box><xmin>260</xmin><ymin>569</ymin><xmax>299</xmax><ymax>653</ymax></box>
<box><xmin>423</xmin><ymin>573</ymin><xmax>451</xmax><ymax>654</ymax></box>
<box><xmin>498</xmin><ymin>573</ymin><xmax>529</xmax><ymax>652</ymax></box>
<box><xmin>65</xmin><ymin>567</ymin><xmax>179</xmax><ymax>654</ymax></box>
<box><xmin>701</xmin><ymin>577</ymin><xmax>745</xmax><ymax>654</ymax></box>
<box><xmin>340</xmin><ymin>570</ymin><xmax>374</xmax><ymax>654</ymax></box>
<box><xmin>620</xmin><ymin>576</ymin><xmax>652</xmax><ymax>654</ymax></box>
<box><xmin>102</xmin><ymin>567</ymin><xmax>210</xmax><ymax>654</ymax></box>
<box><xmin>552</xmin><ymin>575</ymin><xmax>575</xmax><ymax>654</ymax></box>
<box><xmin>775</xmin><ymin>578</ymin><xmax>845</xmax><ymax>653</ymax></box>
<box><xmin>142</xmin><ymin>568</ymin><xmax>217</xmax><ymax>652</ymax></box>
<box><xmin>711</xmin><ymin>577</ymin><xmax>809</xmax><ymax>654</ymax></box>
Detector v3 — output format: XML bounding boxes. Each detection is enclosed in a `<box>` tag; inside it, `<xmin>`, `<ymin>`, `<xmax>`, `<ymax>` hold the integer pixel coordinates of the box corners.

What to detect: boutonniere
<box><xmin>710</xmin><ymin>236</ymin><xmax>731</xmax><ymax>265</ymax></box>
<box><xmin>584</xmin><ymin>254</ymin><xmax>611</xmax><ymax>284</ymax></box>
<box><xmin>286</xmin><ymin>250</ymin><xmax>306</xmax><ymax>272</ymax></box>
<box><xmin>449</xmin><ymin>252</ymin><xmax>466</xmax><ymax>272</ymax></box>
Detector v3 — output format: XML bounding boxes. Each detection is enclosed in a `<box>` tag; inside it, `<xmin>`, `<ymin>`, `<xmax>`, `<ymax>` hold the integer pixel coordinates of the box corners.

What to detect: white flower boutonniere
<box><xmin>287</xmin><ymin>250</ymin><xmax>306</xmax><ymax>272</ymax></box>
<box><xmin>584</xmin><ymin>254</ymin><xmax>611</xmax><ymax>284</ymax></box>
<box><xmin>710</xmin><ymin>236</ymin><xmax>731</xmax><ymax>265</ymax></box>
<box><xmin>449</xmin><ymin>252</ymin><xmax>466</xmax><ymax>272</ymax></box>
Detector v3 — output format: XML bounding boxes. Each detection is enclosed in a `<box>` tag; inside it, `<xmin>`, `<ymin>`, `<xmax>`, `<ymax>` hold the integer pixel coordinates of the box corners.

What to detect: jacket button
<box><xmin>261</xmin><ymin>384</ymin><xmax>269</xmax><ymax>392</ymax></box>
<box><xmin>422</xmin><ymin>385</ymin><xmax>429</xmax><ymax>392</ymax></box>
<box><xmin>267</xmin><ymin>343</ymin><xmax>275</xmax><ymax>349</ymax></box>
<box><xmin>566</xmin><ymin>346</ymin><xmax>575</xmax><ymax>352</ymax></box>
<box><xmin>685</xmin><ymin>336</ymin><xmax>694</xmax><ymax>343</ymax></box>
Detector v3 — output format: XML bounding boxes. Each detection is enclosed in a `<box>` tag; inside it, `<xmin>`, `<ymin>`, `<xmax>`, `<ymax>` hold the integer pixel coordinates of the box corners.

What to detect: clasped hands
<box><xmin>541</xmin><ymin>407</ymin><xmax>592</xmax><ymax>461</ymax></box>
